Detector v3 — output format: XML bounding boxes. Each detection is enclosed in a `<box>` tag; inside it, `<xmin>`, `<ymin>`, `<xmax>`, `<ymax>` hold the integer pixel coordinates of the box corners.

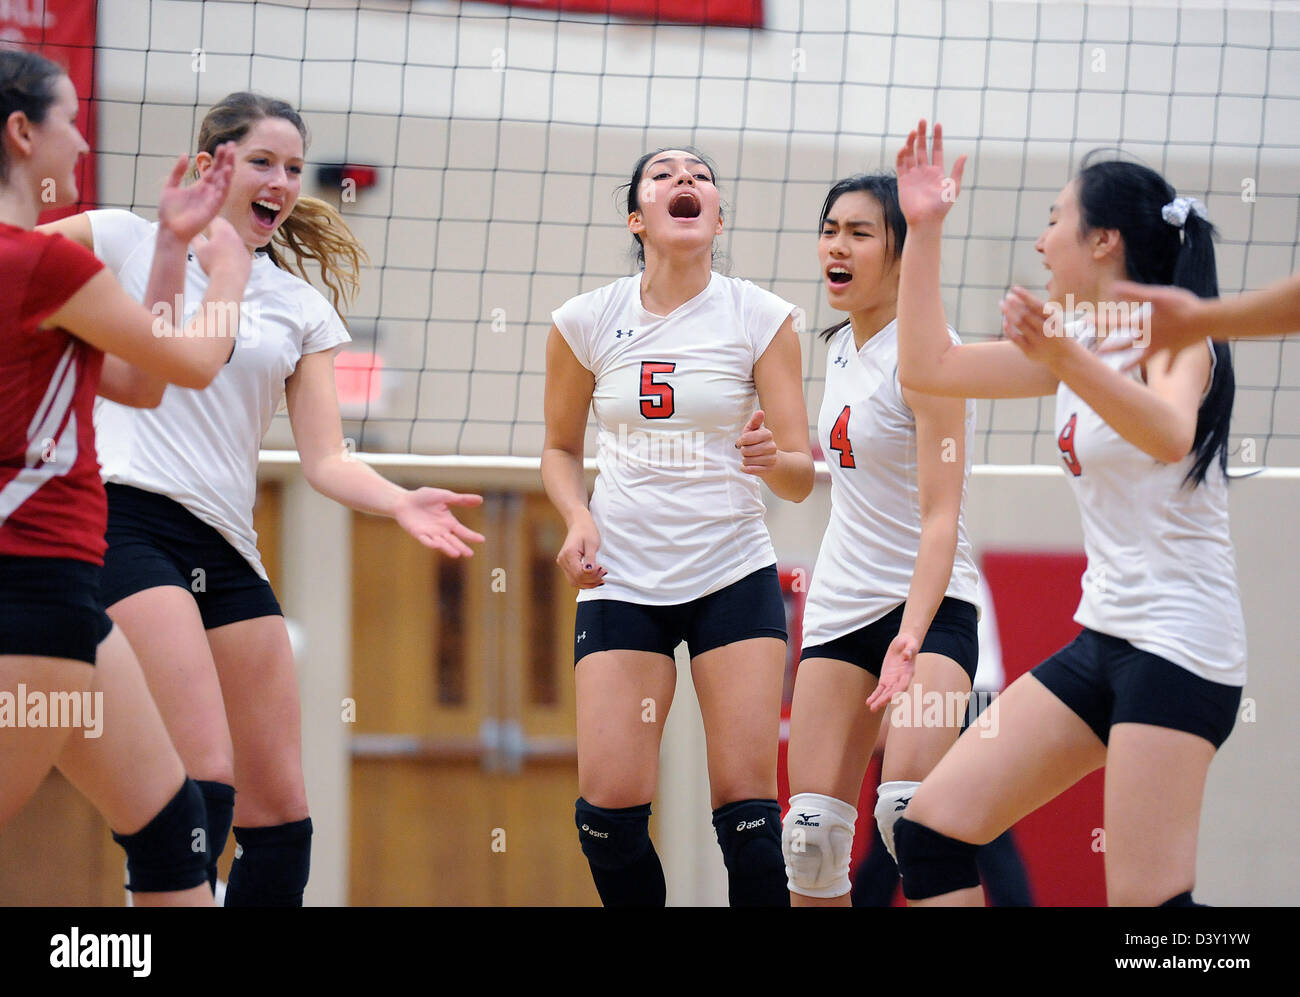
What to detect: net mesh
<box><xmin>80</xmin><ymin>0</ymin><xmax>1300</xmax><ymax>466</ymax></box>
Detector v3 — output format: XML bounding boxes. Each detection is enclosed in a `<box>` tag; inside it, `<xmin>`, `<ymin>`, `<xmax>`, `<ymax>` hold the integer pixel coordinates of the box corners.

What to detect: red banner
<box><xmin>1</xmin><ymin>0</ymin><xmax>98</xmax><ymax>218</ymax></box>
<box><xmin>469</xmin><ymin>0</ymin><xmax>763</xmax><ymax>28</ymax></box>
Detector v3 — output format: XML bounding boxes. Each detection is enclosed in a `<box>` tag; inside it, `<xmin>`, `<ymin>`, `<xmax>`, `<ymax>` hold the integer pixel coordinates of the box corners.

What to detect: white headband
<box><xmin>1162</xmin><ymin>196</ymin><xmax>1208</xmax><ymax>228</ymax></box>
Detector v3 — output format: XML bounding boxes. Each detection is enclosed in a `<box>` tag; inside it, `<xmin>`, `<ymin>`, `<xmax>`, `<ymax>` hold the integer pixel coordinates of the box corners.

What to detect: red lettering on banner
<box><xmin>474</xmin><ymin>0</ymin><xmax>763</xmax><ymax>28</ymax></box>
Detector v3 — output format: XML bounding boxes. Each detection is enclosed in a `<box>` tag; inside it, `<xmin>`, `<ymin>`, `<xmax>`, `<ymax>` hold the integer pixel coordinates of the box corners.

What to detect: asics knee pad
<box><xmin>712</xmin><ymin>799</ymin><xmax>787</xmax><ymax>907</ymax></box>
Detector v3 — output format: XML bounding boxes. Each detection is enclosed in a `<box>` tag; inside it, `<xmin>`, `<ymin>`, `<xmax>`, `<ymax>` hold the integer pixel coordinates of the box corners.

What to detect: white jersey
<box><xmin>1055</xmin><ymin>330</ymin><xmax>1246</xmax><ymax>686</ymax></box>
<box><xmin>89</xmin><ymin>209</ymin><xmax>351</xmax><ymax>579</ymax></box>
<box><xmin>552</xmin><ymin>272</ymin><xmax>794</xmax><ymax>604</ymax></box>
<box><xmin>802</xmin><ymin>320</ymin><xmax>980</xmax><ymax>647</ymax></box>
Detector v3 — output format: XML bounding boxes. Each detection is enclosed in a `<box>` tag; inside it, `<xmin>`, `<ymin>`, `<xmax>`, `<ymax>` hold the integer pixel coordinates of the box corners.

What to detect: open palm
<box><xmin>895</xmin><ymin>119</ymin><xmax>966</xmax><ymax>226</ymax></box>
<box><xmin>157</xmin><ymin>142</ymin><xmax>237</xmax><ymax>244</ymax></box>
<box><xmin>394</xmin><ymin>487</ymin><xmax>486</xmax><ymax>558</ymax></box>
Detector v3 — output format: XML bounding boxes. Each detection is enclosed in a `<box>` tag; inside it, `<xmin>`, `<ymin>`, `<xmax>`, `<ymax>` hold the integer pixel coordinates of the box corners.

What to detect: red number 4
<box><xmin>1058</xmin><ymin>412</ymin><xmax>1082</xmax><ymax>476</ymax></box>
<box><xmin>830</xmin><ymin>404</ymin><xmax>855</xmax><ymax>468</ymax></box>
<box><xmin>640</xmin><ymin>361</ymin><xmax>675</xmax><ymax>419</ymax></box>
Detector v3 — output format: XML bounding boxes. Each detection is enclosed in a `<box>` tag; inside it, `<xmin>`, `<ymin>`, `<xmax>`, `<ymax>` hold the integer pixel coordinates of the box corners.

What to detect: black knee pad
<box><xmin>712</xmin><ymin>799</ymin><xmax>788</xmax><ymax>907</ymax></box>
<box><xmin>894</xmin><ymin>816</ymin><xmax>980</xmax><ymax>901</ymax></box>
<box><xmin>574</xmin><ymin>798</ymin><xmax>652</xmax><ymax>868</ymax></box>
<box><xmin>112</xmin><ymin>778</ymin><xmax>209</xmax><ymax>893</ymax></box>
<box><xmin>224</xmin><ymin>818</ymin><xmax>313</xmax><ymax>907</ymax></box>
<box><xmin>1160</xmin><ymin>891</ymin><xmax>1206</xmax><ymax>907</ymax></box>
<box><xmin>195</xmin><ymin>780</ymin><xmax>235</xmax><ymax>892</ymax></box>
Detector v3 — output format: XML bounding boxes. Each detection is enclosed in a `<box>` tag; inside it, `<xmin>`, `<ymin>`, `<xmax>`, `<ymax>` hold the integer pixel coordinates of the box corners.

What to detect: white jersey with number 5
<box><xmin>1054</xmin><ymin>332</ymin><xmax>1246</xmax><ymax>685</ymax></box>
<box><xmin>802</xmin><ymin>320</ymin><xmax>980</xmax><ymax>647</ymax></box>
<box><xmin>552</xmin><ymin>273</ymin><xmax>795</xmax><ymax>605</ymax></box>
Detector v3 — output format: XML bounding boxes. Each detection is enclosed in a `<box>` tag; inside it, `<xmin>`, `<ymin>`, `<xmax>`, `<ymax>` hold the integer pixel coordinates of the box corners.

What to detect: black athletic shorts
<box><xmin>102</xmin><ymin>484</ymin><xmax>282</xmax><ymax>630</ymax></box>
<box><xmin>800</xmin><ymin>597</ymin><xmax>980</xmax><ymax>682</ymax></box>
<box><xmin>1032</xmin><ymin>628</ymin><xmax>1242</xmax><ymax>749</ymax></box>
<box><xmin>573</xmin><ymin>564</ymin><xmax>787</xmax><ymax>666</ymax></box>
<box><xmin>0</xmin><ymin>556</ymin><xmax>113</xmax><ymax>665</ymax></box>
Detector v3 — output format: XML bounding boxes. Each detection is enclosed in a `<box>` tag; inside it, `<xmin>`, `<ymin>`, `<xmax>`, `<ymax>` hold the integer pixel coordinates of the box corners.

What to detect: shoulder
<box><xmin>561</xmin><ymin>275</ymin><xmax>636</xmax><ymax>314</ymax></box>
<box><xmin>86</xmin><ymin>208</ymin><xmax>155</xmax><ymax>247</ymax></box>
<box><xmin>720</xmin><ymin>275</ymin><xmax>794</xmax><ymax>313</ymax></box>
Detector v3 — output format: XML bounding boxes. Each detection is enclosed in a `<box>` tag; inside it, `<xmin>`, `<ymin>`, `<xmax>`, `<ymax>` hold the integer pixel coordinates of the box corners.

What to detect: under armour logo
<box><xmin>187</xmin><ymin>253</ymin><xmax>195</xmax><ymax>262</ymax></box>
<box><xmin>833</xmin><ymin>355</ymin><xmax>848</xmax><ymax>367</ymax></box>
<box><xmin>895</xmin><ymin>797</ymin><xmax>912</xmax><ymax>812</ymax></box>
<box><xmin>616</xmin><ymin>329</ymin><xmax>634</xmax><ymax>339</ymax></box>
<box><xmin>577</xmin><ymin>631</ymin><xmax>587</xmax><ymax>642</ymax></box>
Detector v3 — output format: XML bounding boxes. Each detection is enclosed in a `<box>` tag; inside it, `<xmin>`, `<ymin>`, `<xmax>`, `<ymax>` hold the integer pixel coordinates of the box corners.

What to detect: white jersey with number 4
<box><xmin>1055</xmin><ymin>332</ymin><xmax>1246</xmax><ymax>686</ymax></box>
<box><xmin>552</xmin><ymin>272</ymin><xmax>795</xmax><ymax>605</ymax></box>
<box><xmin>802</xmin><ymin>320</ymin><xmax>980</xmax><ymax>647</ymax></box>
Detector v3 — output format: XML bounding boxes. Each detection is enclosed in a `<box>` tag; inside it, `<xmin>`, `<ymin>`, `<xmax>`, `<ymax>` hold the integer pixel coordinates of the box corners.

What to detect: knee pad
<box><xmin>195</xmin><ymin>780</ymin><xmax>235</xmax><ymax>892</ymax></box>
<box><xmin>894</xmin><ymin>816</ymin><xmax>980</xmax><ymax>901</ymax></box>
<box><xmin>712</xmin><ymin>799</ymin><xmax>786</xmax><ymax>907</ymax></box>
<box><xmin>112</xmin><ymin>777</ymin><xmax>209</xmax><ymax>893</ymax></box>
<box><xmin>874</xmin><ymin>780</ymin><xmax>920</xmax><ymax>864</ymax></box>
<box><xmin>574</xmin><ymin>798</ymin><xmax>652</xmax><ymax>869</ymax></box>
<box><xmin>781</xmin><ymin>793</ymin><xmax>857</xmax><ymax>899</ymax></box>
<box><xmin>224</xmin><ymin>818</ymin><xmax>313</xmax><ymax>907</ymax></box>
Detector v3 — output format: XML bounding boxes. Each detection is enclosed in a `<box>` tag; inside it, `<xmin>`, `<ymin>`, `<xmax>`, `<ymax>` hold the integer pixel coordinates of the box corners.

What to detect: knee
<box><xmin>574</xmin><ymin>797</ymin><xmax>652</xmax><ymax>869</ymax></box>
<box><xmin>781</xmin><ymin>793</ymin><xmax>857</xmax><ymax>899</ymax></box>
<box><xmin>894</xmin><ymin>816</ymin><xmax>981</xmax><ymax>902</ymax></box>
<box><xmin>113</xmin><ymin>777</ymin><xmax>209</xmax><ymax>894</ymax></box>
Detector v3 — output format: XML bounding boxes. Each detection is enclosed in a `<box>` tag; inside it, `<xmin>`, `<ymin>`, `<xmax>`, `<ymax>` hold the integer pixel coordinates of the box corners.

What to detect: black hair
<box><xmin>0</xmin><ymin>49</ymin><xmax>65</xmax><ymax>182</ymax></box>
<box><xmin>617</xmin><ymin>145</ymin><xmax>723</xmax><ymax>269</ymax></box>
<box><xmin>1075</xmin><ymin>151</ymin><xmax>1233</xmax><ymax>488</ymax></box>
<box><xmin>817</xmin><ymin>172</ymin><xmax>907</xmax><ymax>341</ymax></box>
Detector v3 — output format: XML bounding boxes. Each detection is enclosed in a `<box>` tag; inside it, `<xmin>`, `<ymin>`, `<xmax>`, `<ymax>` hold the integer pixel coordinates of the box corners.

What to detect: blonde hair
<box><xmin>196</xmin><ymin>92</ymin><xmax>368</xmax><ymax>319</ymax></box>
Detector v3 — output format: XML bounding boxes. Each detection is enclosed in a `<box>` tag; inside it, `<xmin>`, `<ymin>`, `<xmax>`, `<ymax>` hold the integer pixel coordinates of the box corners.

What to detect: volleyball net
<box><xmin>67</xmin><ymin>0</ymin><xmax>1300</xmax><ymax>467</ymax></box>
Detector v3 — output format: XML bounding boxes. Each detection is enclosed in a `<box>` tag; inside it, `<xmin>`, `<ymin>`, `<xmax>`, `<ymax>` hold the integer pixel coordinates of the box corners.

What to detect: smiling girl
<box><xmin>42</xmin><ymin>91</ymin><xmax>485</xmax><ymax>905</ymax></box>
<box><xmin>542</xmin><ymin>147</ymin><xmax>813</xmax><ymax>906</ymax></box>
<box><xmin>890</xmin><ymin>121</ymin><xmax>1242</xmax><ymax>907</ymax></box>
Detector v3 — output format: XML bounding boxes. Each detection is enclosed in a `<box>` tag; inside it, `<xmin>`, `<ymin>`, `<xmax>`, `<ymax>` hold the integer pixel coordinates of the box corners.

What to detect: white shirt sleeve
<box><xmin>300</xmin><ymin>291</ymin><xmax>352</xmax><ymax>355</ymax></box>
<box><xmin>551</xmin><ymin>290</ymin><xmax>598</xmax><ymax>372</ymax></box>
<box><xmin>86</xmin><ymin>209</ymin><xmax>155</xmax><ymax>275</ymax></box>
<box><xmin>741</xmin><ymin>281</ymin><xmax>796</xmax><ymax>363</ymax></box>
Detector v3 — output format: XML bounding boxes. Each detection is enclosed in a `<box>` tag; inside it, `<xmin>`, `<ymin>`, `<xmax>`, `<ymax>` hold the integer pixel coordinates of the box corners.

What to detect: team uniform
<box><xmin>0</xmin><ymin>224</ymin><xmax>110</xmax><ymax>664</ymax></box>
<box><xmin>552</xmin><ymin>272</ymin><xmax>795</xmax><ymax>663</ymax></box>
<box><xmin>86</xmin><ymin>209</ymin><xmax>350</xmax><ymax>626</ymax></box>
<box><xmin>800</xmin><ymin>319</ymin><xmax>981</xmax><ymax>678</ymax></box>
<box><xmin>1034</xmin><ymin>328</ymin><xmax>1245</xmax><ymax>748</ymax></box>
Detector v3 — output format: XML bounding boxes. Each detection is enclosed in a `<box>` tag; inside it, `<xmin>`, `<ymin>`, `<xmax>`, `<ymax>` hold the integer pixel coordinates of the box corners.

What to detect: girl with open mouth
<box><xmin>543</xmin><ymin>147</ymin><xmax>814</xmax><ymax>906</ymax></box>
<box><xmin>42</xmin><ymin>91</ymin><xmax>485</xmax><ymax>906</ymax></box>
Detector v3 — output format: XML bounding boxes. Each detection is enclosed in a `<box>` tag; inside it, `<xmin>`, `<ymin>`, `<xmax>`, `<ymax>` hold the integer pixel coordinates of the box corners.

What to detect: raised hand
<box><xmin>393</xmin><ymin>487</ymin><xmax>486</xmax><ymax>558</ymax></box>
<box><xmin>895</xmin><ymin>119</ymin><xmax>967</xmax><ymax>226</ymax></box>
<box><xmin>1103</xmin><ymin>280</ymin><xmax>1208</xmax><ymax>372</ymax></box>
<box><xmin>193</xmin><ymin>217</ymin><xmax>251</xmax><ymax>288</ymax></box>
<box><xmin>157</xmin><ymin>142</ymin><xmax>237</xmax><ymax>244</ymax></box>
<box><xmin>1000</xmin><ymin>286</ymin><xmax>1076</xmax><ymax>366</ymax></box>
<box><xmin>737</xmin><ymin>409</ymin><xmax>778</xmax><ymax>476</ymax></box>
<box><xmin>866</xmin><ymin>632</ymin><xmax>920</xmax><ymax>712</ymax></box>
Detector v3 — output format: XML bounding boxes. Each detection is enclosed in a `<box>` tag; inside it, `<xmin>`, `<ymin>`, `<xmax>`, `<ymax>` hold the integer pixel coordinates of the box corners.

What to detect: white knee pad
<box><xmin>874</xmin><ymin>780</ymin><xmax>921</xmax><ymax>864</ymax></box>
<box><xmin>781</xmin><ymin>793</ymin><xmax>858</xmax><ymax>899</ymax></box>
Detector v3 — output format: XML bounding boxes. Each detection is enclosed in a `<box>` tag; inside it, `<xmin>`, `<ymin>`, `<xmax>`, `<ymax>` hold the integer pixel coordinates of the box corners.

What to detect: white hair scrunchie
<box><xmin>1161</xmin><ymin>196</ymin><xmax>1208</xmax><ymax>229</ymax></box>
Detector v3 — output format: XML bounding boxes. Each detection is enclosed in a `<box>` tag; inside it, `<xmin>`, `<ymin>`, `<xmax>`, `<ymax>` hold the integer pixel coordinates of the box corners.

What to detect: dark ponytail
<box><xmin>1076</xmin><ymin>153</ymin><xmax>1233</xmax><ymax>487</ymax></box>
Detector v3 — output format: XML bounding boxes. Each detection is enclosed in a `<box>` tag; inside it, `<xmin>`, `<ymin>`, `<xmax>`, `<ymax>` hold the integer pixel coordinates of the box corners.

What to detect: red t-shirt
<box><xmin>0</xmin><ymin>222</ymin><xmax>108</xmax><ymax>564</ymax></box>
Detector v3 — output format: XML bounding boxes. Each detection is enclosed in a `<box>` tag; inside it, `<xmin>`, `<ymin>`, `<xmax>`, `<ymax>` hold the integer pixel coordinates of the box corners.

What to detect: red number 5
<box><xmin>640</xmin><ymin>361</ymin><xmax>676</xmax><ymax>419</ymax></box>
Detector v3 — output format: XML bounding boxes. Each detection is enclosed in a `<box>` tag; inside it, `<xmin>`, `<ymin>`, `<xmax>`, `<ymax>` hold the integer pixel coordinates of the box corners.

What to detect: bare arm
<box><xmin>866</xmin><ymin>388</ymin><xmax>968</xmax><ymax>710</ymax></box>
<box><xmin>285</xmin><ymin>349</ymin><xmax>483</xmax><ymax>557</ymax></box>
<box><xmin>1003</xmin><ymin>287</ymin><xmax>1206</xmax><ymax>465</ymax></box>
<box><xmin>541</xmin><ymin>325</ymin><xmax>605</xmax><ymax>589</ymax></box>
<box><xmin>748</xmin><ymin>316</ymin><xmax>815</xmax><ymax>503</ymax></box>
<box><xmin>895</xmin><ymin>120</ymin><xmax>1059</xmax><ymax>400</ymax></box>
